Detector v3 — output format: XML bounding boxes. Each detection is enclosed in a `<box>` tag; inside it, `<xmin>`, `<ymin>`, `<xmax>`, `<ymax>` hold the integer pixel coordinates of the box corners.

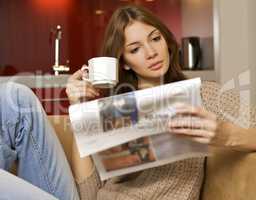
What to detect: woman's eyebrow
<box><xmin>126</xmin><ymin>29</ymin><xmax>158</xmax><ymax>47</ymax></box>
<box><xmin>148</xmin><ymin>29</ymin><xmax>159</xmax><ymax>37</ymax></box>
<box><xmin>126</xmin><ymin>41</ymin><xmax>139</xmax><ymax>47</ymax></box>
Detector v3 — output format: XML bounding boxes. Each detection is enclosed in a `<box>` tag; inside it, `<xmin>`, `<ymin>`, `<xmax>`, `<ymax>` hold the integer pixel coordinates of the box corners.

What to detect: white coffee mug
<box><xmin>82</xmin><ymin>57</ymin><xmax>119</xmax><ymax>88</ymax></box>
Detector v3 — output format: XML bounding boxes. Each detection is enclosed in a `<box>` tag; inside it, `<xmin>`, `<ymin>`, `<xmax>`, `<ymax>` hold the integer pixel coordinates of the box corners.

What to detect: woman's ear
<box><xmin>124</xmin><ymin>64</ymin><xmax>131</xmax><ymax>70</ymax></box>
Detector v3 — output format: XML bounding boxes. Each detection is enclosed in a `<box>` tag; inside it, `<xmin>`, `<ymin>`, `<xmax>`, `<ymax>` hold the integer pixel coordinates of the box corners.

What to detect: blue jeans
<box><xmin>0</xmin><ymin>82</ymin><xmax>79</xmax><ymax>200</ymax></box>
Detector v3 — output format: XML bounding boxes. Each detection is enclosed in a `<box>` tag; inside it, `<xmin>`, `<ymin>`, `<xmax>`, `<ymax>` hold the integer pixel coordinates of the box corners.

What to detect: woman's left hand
<box><xmin>168</xmin><ymin>104</ymin><xmax>218</xmax><ymax>144</ymax></box>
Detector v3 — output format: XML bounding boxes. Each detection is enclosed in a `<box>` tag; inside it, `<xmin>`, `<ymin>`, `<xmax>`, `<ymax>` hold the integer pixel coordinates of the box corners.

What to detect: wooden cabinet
<box><xmin>31</xmin><ymin>87</ymin><xmax>69</xmax><ymax>115</ymax></box>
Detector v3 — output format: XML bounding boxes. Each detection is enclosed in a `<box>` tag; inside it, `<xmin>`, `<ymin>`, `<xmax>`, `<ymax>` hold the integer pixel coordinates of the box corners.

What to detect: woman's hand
<box><xmin>168</xmin><ymin>104</ymin><xmax>256</xmax><ymax>151</ymax></box>
<box><xmin>66</xmin><ymin>66</ymin><xmax>100</xmax><ymax>104</ymax></box>
<box><xmin>168</xmin><ymin>104</ymin><xmax>218</xmax><ymax>144</ymax></box>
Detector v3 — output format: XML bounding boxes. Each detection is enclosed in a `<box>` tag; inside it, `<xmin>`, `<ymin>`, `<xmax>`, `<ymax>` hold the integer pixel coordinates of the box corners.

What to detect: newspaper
<box><xmin>69</xmin><ymin>78</ymin><xmax>208</xmax><ymax>180</ymax></box>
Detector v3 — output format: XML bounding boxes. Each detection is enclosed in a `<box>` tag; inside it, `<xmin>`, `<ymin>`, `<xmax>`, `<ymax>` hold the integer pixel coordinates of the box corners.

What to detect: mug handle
<box><xmin>81</xmin><ymin>65</ymin><xmax>91</xmax><ymax>82</ymax></box>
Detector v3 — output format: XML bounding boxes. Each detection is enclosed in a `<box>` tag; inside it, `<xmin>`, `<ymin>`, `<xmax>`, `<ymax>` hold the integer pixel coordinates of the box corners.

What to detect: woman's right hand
<box><xmin>66</xmin><ymin>67</ymin><xmax>100</xmax><ymax>104</ymax></box>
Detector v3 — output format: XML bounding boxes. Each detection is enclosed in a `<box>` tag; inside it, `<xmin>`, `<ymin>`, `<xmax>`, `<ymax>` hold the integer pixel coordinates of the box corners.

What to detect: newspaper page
<box><xmin>69</xmin><ymin>78</ymin><xmax>208</xmax><ymax>179</ymax></box>
<box><xmin>93</xmin><ymin>133</ymin><xmax>207</xmax><ymax>180</ymax></box>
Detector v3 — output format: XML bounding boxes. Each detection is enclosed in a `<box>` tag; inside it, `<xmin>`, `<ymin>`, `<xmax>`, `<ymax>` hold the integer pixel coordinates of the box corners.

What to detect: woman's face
<box><xmin>123</xmin><ymin>21</ymin><xmax>170</xmax><ymax>85</ymax></box>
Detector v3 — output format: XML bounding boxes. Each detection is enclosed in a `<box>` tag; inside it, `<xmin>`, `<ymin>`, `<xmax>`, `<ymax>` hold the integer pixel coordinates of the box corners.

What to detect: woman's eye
<box><xmin>152</xmin><ymin>35</ymin><xmax>161</xmax><ymax>42</ymax></box>
<box><xmin>130</xmin><ymin>47</ymin><xmax>139</xmax><ymax>54</ymax></box>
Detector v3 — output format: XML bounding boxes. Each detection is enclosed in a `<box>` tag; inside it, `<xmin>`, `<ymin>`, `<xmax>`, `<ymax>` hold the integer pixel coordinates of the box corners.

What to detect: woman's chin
<box><xmin>148</xmin><ymin>69</ymin><xmax>168</xmax><ymax>79</ymax></box>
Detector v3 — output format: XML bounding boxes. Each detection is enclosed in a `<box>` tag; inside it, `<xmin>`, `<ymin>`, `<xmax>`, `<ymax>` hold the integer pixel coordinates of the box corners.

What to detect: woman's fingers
<box><xmin>192</xmin><ymin>137</ymin><xmax>212</xmax><ymax>144</ymax></box>
<box><xmin>71</xmin><ymin>80</ymin><xmax>99</xmax><ymax>96</ymax></box>
<box><xmin>170</xmin><ymin>128</ymin><xmax>215</xmax><ymax>139</ymax></box>
<box><xmin>69</xmin><ymin>84</ymin><xmax>99</xmax><ymax>99</ymax></box>
<box><xmin>66</xmin><ymin>69</ymin><xmax>100</xmax><ymax>104</ymax></box>
<box><xmin>169</xmin><ymin>116</ymin><xmax>217</xmax><ymax>132</ymax></box>
<box><xmin>174</xmin><ymin>104</ymin><xmax>217</xmax><ymax>121</ymax></box>
<box><xmin>81</xmin><ymin>65</ymin><xmax>89</xmax><ymax>81</ymax></box>
<box><xmin>171</xmin><ymin>130</ymin><xmax>214</xmax><ymax>144</ymax></box>
<box><xmin>167</xmin><ymin>105</ymin><xmax>218</xmax><ymax>144</ymax></box>
<box><xmin>69</xmin><ymin>69</ymin><xmax>84</xmax><ymax>80</ymax></box>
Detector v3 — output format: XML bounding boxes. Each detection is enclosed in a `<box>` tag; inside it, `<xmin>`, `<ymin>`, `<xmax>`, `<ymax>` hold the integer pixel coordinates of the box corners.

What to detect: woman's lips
<box><xmin>148</xmin><ymin>61</ymin><xmax>163</xmax><ymax>71</ymax></box>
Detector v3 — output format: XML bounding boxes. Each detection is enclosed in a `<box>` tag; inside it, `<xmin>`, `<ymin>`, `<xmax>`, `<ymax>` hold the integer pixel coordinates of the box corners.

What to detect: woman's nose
<box><xmin>145</xmin><ymin>44</ymin><xmax>157</xmax><ymax>59</ymax></box>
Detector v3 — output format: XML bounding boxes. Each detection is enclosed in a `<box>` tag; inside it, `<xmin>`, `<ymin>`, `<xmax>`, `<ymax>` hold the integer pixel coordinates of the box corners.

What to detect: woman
<box><xmin>0</xmin><ymin>4</ymin><xmax>255</xmax><ymax>200</ymax></box>
<box><xmin>67</xmin><ymin>4</ymin><xmax>256</xmax><ymax>200</ymax></box>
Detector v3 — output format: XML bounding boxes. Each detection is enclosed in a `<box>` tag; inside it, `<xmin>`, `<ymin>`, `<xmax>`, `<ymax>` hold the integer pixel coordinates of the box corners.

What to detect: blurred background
<box><xmin>0</xmin><ymin>0</ymin><xmax>214</xmax><ymax>75</ymax></box>
<box><xmin>0</xmin><ymin>0</ymin><xmax>255</xmax><ymax>115</ymax></box>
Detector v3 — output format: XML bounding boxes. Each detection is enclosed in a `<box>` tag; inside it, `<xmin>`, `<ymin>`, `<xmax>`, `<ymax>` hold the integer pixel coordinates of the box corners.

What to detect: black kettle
<box><xmin>180</xmin><ymin>37</ymin><xmax>201</xmax><ymax>70</ymax></box>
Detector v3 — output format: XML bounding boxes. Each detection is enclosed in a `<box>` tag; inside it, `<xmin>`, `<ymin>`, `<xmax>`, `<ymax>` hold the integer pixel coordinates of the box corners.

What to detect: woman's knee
<box><xmin>0</xmin><ymin>82</ymin><xmax>40</xmax><ymax>113</ymax></box>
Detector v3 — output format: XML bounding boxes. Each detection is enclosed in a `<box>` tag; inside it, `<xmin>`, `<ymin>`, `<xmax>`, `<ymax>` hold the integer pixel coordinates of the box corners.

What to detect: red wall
<box><xmin>0</xmin><ymin>0</ymin><xmax>182</xmax><ymax>76</ymax></box>
<box><xmin>0</xmin><ymin>0</ymin><xmax>182</xmax><ymax>115</ymax></box>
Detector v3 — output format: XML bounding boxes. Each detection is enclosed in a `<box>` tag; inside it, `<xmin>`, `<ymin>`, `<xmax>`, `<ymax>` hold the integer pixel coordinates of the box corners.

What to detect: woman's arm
<box><xmin>216</xmin><ymin>121</ymin><xmax>256</xmax><ymax>151</ymax></box>
<box><xmin>72</xmin><ymin>140</ymin><xmax>103</xmax><ymax>200</ymax></box>
<box><xmin>66</xmin><ymin>68</ymin><xmax>103</xmax><ymax>199</ymax></box>
<box><xmin>66</xmin><ymin>68</ymin><xmax>98</xmax><ymax>181</ymax></box>
<box><xmin>71</xmin><ymin>139</ymin><xmax>95</xmax><ymax>182</ymax></box>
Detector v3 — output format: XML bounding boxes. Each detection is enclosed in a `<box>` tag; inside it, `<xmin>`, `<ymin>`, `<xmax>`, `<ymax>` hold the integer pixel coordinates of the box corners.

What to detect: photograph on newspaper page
<box><xmin>93</xmin><ymin>131</ymin><xmax>208</xmax><ymax>180</ymax></box>
<box><xmin>95</xmin><ymin>137</ymin><xmax>156</xmax><ymax>172</ymax></box>
<box><xmin>99</xmin><ymin>92</ymin><xmax>138</xmax><ymax>132</ymax></box>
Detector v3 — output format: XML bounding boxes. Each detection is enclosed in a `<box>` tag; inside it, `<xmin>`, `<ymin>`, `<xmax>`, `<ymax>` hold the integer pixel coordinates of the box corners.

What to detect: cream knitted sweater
<box><xmin>76</xmin><ymin>81</ymin><xmax>256</xmax><ymax>200</ymax></box>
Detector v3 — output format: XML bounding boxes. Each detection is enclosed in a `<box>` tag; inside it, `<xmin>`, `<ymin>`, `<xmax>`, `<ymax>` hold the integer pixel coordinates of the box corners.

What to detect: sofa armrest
<box><xmin>48</xmin><ymin>115</ymin><xmax>95</xmax><ymax>181</ymax></box>
<box><xmin>201</xmin><ymin>148</ymin><xmax>256</xmax><ymax>200</ymax></box>
<box><xmin>48</xmin><ymin>115</ymin><xmax>73</xmax><ymax>165</ymax></box>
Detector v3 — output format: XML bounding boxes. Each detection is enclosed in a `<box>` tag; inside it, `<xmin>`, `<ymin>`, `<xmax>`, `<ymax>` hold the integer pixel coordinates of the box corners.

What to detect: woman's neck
<box><xmin>137</xmin><ymin>76</ymin><xmax>162</xmax><ymax>89</ymax></box>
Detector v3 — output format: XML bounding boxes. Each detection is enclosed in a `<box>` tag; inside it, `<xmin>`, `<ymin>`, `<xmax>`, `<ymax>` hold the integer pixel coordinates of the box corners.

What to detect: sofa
<box><xmin>48</xmin><ymin>115</ymin><xmax>256</xmax><ymax>200</ymax></box>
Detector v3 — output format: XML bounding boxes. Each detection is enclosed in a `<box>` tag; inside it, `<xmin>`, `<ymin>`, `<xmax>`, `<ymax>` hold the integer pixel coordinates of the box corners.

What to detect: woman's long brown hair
<box><xmin>101</xmin><ymin>5</ymin><xmax>186</xmax><ymax>94</ymax></box>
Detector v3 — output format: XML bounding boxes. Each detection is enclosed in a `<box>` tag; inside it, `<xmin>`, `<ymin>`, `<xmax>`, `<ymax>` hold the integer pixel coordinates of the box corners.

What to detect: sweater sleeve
<box><xmin>201</xmin><ymin>81</ymin><xmax>256</xmax><ymax>128</ymax></box>
<box><xmin>76</xmin><ymin>166</ymin><xmax>103</xmax><ymax>200</ymax></box>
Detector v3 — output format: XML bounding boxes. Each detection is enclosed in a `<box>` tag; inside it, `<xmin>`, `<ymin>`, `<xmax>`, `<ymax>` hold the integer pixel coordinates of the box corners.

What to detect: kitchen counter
<box><xmin>0</xmin><ymin>74</ymin><xmax>70</xmax><ymax>115</ymax></box>
<box><xmin>0</xmin><ymin>69</ymin><xmax>217</xmax><ymax>89</ymax></box>
<box><xmin>0</xmin><ymin>74</ymin><xmax>70</xmax><ymax>88</ymax></box>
